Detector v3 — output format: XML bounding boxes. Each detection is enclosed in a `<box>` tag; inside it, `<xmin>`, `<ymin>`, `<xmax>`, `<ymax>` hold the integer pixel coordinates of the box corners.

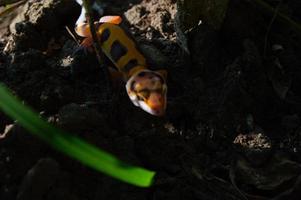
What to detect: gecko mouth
<box><xmin>138</xmin><ymin>100</ymin><xmax>165</xmax><ymax>116</ymax></box>
<box><xmin>127</xmin><ymin>94</ymin><xmax>165</xmax><ymax>116</ymax></box>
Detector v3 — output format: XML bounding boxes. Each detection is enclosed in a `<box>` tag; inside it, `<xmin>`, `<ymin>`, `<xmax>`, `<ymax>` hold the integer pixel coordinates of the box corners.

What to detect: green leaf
<box><xmin>0</xmin><ymin>83</ymin><xmax>155</xmax><ymax>187</ymax></box>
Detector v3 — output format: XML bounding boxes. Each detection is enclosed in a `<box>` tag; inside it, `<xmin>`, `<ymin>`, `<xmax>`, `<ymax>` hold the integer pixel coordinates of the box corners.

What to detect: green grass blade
<box><xmin>0</xmin><ymin>83</ymin><xmax>155</xmax><ymax>187</ymax></box>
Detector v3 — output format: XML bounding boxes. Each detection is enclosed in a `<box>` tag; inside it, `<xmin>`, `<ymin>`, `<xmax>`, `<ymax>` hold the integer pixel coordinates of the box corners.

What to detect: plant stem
<box><xmin>251</xmin><ymin>0</ymin><xmax>301</xmax><ymax>36</ymax></box>
<box><xmin>81</xmin><ymin>0</ymin><xmax>112</xmax><ymax>92</ymax></box>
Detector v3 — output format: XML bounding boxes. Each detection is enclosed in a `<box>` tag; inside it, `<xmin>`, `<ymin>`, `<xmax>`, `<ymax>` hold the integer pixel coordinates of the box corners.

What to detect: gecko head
<box><xmin>126</xmin><ymin>69</ymin><xmax>167</xmax><ymax>116</ymax></box>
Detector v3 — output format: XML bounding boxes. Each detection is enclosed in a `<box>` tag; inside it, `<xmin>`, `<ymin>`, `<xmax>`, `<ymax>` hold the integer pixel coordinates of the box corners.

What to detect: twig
<box><xmin>0</xmin><ymin>0</ymin><xmax>23</xmax><ymax>7</ymax></box>
<box><xmin>0</xmin><ymin>0</ymin><xmax>25</xmax><ymax>17</ymax></box>
<box><xmin>249</xmin><ymin>0</ymin><xmax>301</xmax><ymax>36</ymax></box>
<box><xmin>65</xmin><ymin>26</ymin><xmax>80</xmax><ymax>45</ymax></box>
<box><xmin>81</xmin><ymin>0</ymin><xmax>112</xmax><ymax>92</ymax></box>
<box><xmin>263</xmin><ymin>0</ymin><xmax>282</xmax><ymax>58</ymax></box>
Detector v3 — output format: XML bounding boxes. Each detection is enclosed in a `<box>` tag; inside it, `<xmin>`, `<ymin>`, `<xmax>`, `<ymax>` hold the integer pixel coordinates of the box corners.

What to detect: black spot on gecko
<box><xmin>110</xmin><ymin>40</ymin><xmax>127</xmax><ymax>62</ymax></box>
<box><xmin>123</xmin><ymin>59</ymin><xmax>138</xmax><ymax>73</ymax></box>
<box><xmin>100</xmin><ymin>28</ymin><xmax>110</xmax><ymax>43</ymax></box>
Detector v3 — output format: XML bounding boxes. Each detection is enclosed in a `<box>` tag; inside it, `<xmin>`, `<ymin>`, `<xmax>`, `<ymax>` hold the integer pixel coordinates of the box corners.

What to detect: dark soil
<box><xmin>1</xmin><ymin>0</ymin><xmax>301</xmax><ymax>199</ymax></box>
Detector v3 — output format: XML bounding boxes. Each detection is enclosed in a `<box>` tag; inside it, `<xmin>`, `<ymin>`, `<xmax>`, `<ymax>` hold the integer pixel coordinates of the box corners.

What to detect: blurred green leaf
<box><xmin>0</xmin><ymin>83</ymin><xmax>155</xmax><ymax>187</ymax></box>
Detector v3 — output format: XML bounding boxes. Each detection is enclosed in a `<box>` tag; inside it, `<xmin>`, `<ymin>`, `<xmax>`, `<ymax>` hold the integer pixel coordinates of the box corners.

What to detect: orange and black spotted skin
<box><xmin>75</xmin><ymin>15</ymin><xmax>167</xmax><ymax>116</ymax></box>
<box><xmin>96</xmin><ymin>23</ymin><xmax>147</xmax><ymax>80</ymax></box>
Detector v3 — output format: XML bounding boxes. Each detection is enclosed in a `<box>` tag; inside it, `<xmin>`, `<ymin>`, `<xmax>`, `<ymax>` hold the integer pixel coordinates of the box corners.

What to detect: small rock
<box><xmin>124</xmin><ymin>5</ymin><xmax>146</xmax><ymax>27</ymax></box>
<box><xmin>140</xmin><ymin>43</ymin><xmax>168</xmax><ymax>68</ymax></box>
<box><xmin>234</xmin><ymin>132</ymin><xmax>272</xmax><ymax>149</ymax></box>
<box><xmin>5</xmin><ymin>0</ymin><xmax>79</xmax><ymax>52</ymax></box>
<box><xmin>234</xmin><ymin>131</ymin><xmax>273</xmax><ymax>167</ymax></box>
<box><xmin>4</xmin><ymin>23</ymin><xmax>45</xmax><ymax>53</ymax></box>
<box><xmin>40</xmin><ymin>84</ymin><xmax>76</xmax><ymax>113</ymax></box>
<box><xmin>8</xmin><ymin>49</ymin><xmax>46</xmax><ymax>81</ymax></box>
<box><xmin>57</xmin><ymin>103</ymin><xmax>109</xmax><ymax>134</ymax></box>
<box><xmin>124</xmin><ymin>0</ymin><xmax>176</xmax><ymax>40</ymax></box>
<box><xmin>281</xmin><ymin>114</ymin><xmax>300</xmax><ymax>131</ymax></box>
<box><xmin>10</xmin><ymin>0</ymin><xmax>79</xmax><ymax>33</ymax></box>
<box><xmin>234</xmin><ymin>152</ymin><xmax>301</xmax><ymax>194</ymax></box>
<box><xmin>17</xmin><ymin>158</ymin><xmax>60</xmax><ymax>200</ymax></box>
<box><xmin>175</xmin><ymin>0</ymin><xmax>229</xmax><ymax>53</ymax></box>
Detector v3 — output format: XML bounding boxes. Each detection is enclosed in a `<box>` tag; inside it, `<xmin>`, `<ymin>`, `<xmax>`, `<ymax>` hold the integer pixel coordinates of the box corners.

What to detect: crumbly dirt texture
<box><xmin>1</xmin><ymin>0</ymin><xmax>301</xmax><ymax>199</ymax></box>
